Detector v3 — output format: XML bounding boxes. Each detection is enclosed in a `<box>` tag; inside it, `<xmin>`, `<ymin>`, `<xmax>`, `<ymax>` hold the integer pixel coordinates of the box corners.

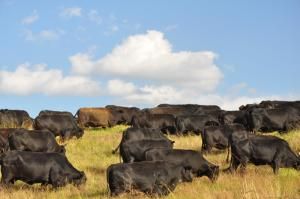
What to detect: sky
<box><xmin>0</xmin><ymin>0</ymin><xmax>299</xmax><ymax>117</ymax></box>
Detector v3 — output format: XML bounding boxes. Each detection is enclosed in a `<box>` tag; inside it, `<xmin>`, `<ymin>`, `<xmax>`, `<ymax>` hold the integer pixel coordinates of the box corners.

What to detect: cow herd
<box><xmin>0</xmin><ymin>100</ymin><xmax>299</xmax><ymax>197</ymax></box>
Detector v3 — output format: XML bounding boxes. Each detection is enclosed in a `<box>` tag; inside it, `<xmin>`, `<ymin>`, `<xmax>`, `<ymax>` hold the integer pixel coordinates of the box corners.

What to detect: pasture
<box><xmin>0</xmin><ymin>125</ymin><xmax>299</xmax><ymax>199</ymax></box>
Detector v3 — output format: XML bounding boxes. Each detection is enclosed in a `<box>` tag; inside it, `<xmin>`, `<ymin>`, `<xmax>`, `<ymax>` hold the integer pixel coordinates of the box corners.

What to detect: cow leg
<box><xmin>272</xmin><ymin>154</ymin><xmax>281</xmax><ymax>174</ymax></box>
<box><xmin>0</xmin><ymin>167</ymin><xmax>15</xmax><ymax>186</ymax></box>
<box><xmin>229</xmin><ymin>156</ymin><xmax>240</xmax><ymax>173</ymax></box>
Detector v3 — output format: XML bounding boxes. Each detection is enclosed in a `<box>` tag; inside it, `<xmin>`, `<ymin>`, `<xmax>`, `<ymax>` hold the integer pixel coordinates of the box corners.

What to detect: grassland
<box><xmin>0</xmin><ymin>126</ymin><xmax>299</xmax><ymax>199</ymax></box>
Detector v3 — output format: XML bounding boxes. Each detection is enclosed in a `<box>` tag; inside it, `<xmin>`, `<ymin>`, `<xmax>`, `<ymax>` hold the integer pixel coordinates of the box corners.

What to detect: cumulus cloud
<box><xmin>107</xmin><ymin>79</ymin><xmax>136</xmax><ymax>96</ymax></box>
<box><xmin>60</xmin><ymin>7</ymin><xmax>82</xmax><ymax>18</ymax></box>
<box><xmin>0</xmin><ymin>63</ymin><xmax>101</xmax><ymax>96</ymax></box>
<box><xmin>71</xmin><ymin>30</ymin><xmax>223</xmax><ymax>92</ymax></box>
<box><xmin>21</xmin><ymin>10</ymin><xmax>39</xmax><ymax>25</ymax></box>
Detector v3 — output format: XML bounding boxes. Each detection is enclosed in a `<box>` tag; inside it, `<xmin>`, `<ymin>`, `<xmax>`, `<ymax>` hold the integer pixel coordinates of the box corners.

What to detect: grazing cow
<box><xmin>176</xmin><ymin>115</ymin><xmax>220</xmax><ymax>135</ymax></box>
<box><xmin>120</xmin><ymin>139</ymin><xmax>174</xmax><ymax>163</ymax></box>
<box><xmin>0</xmin><ymin>109</ymin><xmax>33</xmax><ymax>129</ymax></box>
<box><xmin>0</xmin><ymin>151</ymin><xmax>86</xmax><ymax>187</ymax></box>
<box><xmin>107</xmin><ymin>161</ymin><xmax>193</xmax><ymax>196</ymax></box>
<box><xmin>145</xmin><ymin>149</ymin><xmax>219</xmax><ymax>181</ymax></box>
<box><xmin>249</xmin><ymin>108</ymin><xmax>300</xmax><ymax>132</ymax></box>
<box><xmin>75</xmin><ymin>107</ymin><xmax>112</xmax><ymax>128</ymax></box>
<box><xmin>228</xmin><ymin>134</ymin><xmax>300</xmax><ymax>174</ymax></box>
<box><xmin>201</xmin><ymin>124</ymin><xmax>247</xmax><ymax>153</ymax></box>
<box><xmin>8</xmin><ymin>129</ymin><xmax>65</xmax><ymax>153</ymax></box>
<box><xmin>112</xmin><ymin>127</ymin><xmax>171</xmax><ymax>154</ymax></box>
<box><xmin>131</xmin><ymin>113</ymin><xmax>177</xmax><ymax>134</ymax></box>
<box><xmin>34</xmin><ymin>113</ymin><xmax>83</xmax><ymax>140</ymax></box>
<box><xmin>105</xmin><ymin>105</ymin><xmax>140</xmax><ymax>126</ymax></box>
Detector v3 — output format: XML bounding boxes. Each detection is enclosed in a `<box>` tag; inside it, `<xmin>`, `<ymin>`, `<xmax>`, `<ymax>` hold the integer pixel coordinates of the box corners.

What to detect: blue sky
<box><xmin>0</xmin><ymin>0</ymin><xmax>299</xmax><ymax>117</ymax></box>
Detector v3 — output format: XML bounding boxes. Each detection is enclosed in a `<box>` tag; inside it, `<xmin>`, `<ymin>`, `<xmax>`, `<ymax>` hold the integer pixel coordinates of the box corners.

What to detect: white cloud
<box><xmin>60</xmin><ymin>7</ymin><xmax>82</xmax><ymax>18</ymax></box>
<box><xmin>23</xmin><ymin>29</ymin><xmax>64</xmax><ymax>41</ymax></box>
<box><xmin>0</xmin><ymin>63</ymin><xmax>101</xmax><ymax>96</ymax></box>
<box><xmin>107</xmin><ymin>79</ymin><xmax>136</xmax><ymax>96</ymax></box>
<box><xmin>71</xmin><ymin>30</ymin><xmax>223</xmax><ymax>92</ymax></box>
<box><xmin>88</xmin><ymin>10</ymin><xmax>102</xmax><ymax>24</ymax></box>
<box><xmin>21</xmin><ymin>10</ymin><xmax>39</xmax><ymax>25</ymax></box>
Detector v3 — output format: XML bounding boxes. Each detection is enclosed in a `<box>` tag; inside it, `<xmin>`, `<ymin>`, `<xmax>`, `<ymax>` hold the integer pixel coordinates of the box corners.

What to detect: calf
<box><xmin>228</xmin><ymin>134</ymin><xmax>300</xmax><ymax>174</ymax></box>
<box><xmin>8</xmin><ymin>129</ymin><xmax>65</xmax><ymax>153</ymax></box>
<box><xmin>107</xmin><ymin>161</ymin><xmax>193</xmax><ymax>196</ymax></box>
<box><xmin>120</xmin><ymin>139</ymin><xmax>174</xmax><ymax>163</ymax></box>
<box><xmin>0</xmin><ymin>151</ymin><xmax>86</xmax><ymax>187</ymax></box>
<box><xmin>145</xmin><ymin>149</ymin><xmax>219</xmax><ymax>181</ymax></box>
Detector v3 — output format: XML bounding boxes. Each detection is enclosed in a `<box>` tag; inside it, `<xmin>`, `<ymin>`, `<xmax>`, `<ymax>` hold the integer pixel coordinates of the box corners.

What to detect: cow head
<box><xmin>73</xmin><ymin>171</ymin><xmax>87</xmax><ymax>186</ymax></box>
<box><xmin>180</xmin><ymin>166</ymin><xmax>193</xmax><ymax>182</ymax></box>
<box><xmin>209</xmin><ymin>165</ymin><xmax>219</xmax><ymax>182</ymax></box>
<box><xmin>198</xmin><ymin>165</ymin><xmax>219</xmax><ymax>182</ymax></box>
<box><xmin>75</xmin><ymin>127</ymin><xmax>84</xmax><ymax>138</ymax></box>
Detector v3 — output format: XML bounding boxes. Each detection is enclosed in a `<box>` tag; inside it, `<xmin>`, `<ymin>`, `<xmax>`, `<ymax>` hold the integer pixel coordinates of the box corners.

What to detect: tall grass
<box><xmin>0</xmin><ymin>126</ymin><xmax>299</xmax><ymax>199</ymax></box>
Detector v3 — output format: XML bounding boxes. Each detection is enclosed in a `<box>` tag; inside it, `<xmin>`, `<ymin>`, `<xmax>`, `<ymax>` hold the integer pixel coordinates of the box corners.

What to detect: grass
<box><xmin>0</xmin><ymin>126</ymin><xmax>299</xmax><ymax>199</ymax></box>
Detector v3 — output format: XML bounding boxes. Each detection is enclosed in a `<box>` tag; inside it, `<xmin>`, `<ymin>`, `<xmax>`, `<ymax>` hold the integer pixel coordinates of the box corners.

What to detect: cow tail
<box><xmin>112</xmin><ymin>131</ymin><xmax>125</xmax><ymax>154</ymax></box>
<box><xmin>226</xmin><ymin>139</ymin><xmax>231</xmax><ymax>164</ymax></box>
<box><xmin>200</xmin><ymin>129</ymin><xmax>206</xmax><ymax>152</ymax></box>
<box><xmin>106</xmin><ymin>165</ymin><xmax>112</xmax><ymax>196</ymax></box>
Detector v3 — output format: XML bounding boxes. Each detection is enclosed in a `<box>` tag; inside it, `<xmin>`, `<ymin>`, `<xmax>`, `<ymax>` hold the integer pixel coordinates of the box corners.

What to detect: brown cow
<box><xmin>75</xmin><ymin>108</ymin><xmax>112</xmax><ymax>128</ymax></box>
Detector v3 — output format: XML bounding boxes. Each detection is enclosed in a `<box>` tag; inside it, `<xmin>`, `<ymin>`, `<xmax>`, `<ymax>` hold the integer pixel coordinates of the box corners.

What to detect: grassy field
<box><xmin>0</xmin><ymin>126</ymin><xmax>299</xmax><ymax>199</ymax></box>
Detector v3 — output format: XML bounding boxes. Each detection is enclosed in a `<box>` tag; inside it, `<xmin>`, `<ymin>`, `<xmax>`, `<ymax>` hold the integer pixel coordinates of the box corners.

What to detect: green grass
<box><xmin>0</xmin><ymin>126</ymin><xmax>299</xmax><ymax>199</ymax></box>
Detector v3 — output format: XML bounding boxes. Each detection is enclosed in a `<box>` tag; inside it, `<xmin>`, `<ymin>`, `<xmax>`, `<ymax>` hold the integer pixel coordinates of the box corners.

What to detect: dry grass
<box><xmin>0</xmin><ymin>126</ymin><xmax>299</xmax><ymax>199</ymax></box>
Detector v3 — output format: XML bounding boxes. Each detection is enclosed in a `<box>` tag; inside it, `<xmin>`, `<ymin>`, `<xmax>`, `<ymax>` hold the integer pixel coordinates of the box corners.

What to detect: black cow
<box><xmin>112</xmin><ymin>127</ymin><xmax>171</xmax><ymax>154</ymax></box>
<box><xmin>249</xmin><ymin>108</ymin><xmax>300</xmax><ymax>132</ymax></box>
<box><xmin>105</xmin><ymin>105</ymin><xmax>140</xmax><ymax>126</ymax></box>
<box><xmin>120</xmin><ymin>139</ymin><xmax>174</xmax><ymax>163</ymax></box>
<box><xmin>131</xmin><ymin>113</ymin><xmax>177</xmax><ymax>134</ymax></box>
<box><xmin>228</xmin><ymin>134</ymin><xmax>300</xmax><ymax>174</ymax></box>
<box><xmin>107</xmin><ymin>161</ymin><xmax>193</xmax><ymax>196</ymax></box>
<box><xmin>201</xmin><ymin>124</ymin><xmax>247</xmax><ymax>154</ymax></box>
<box><xmin>0</xmin><ymin>151</ymin><xmax>86</xmax><ymax>187</ymax></box>
<box><xmin>38</xmin><ymin>110</ymin><xmax>75</xmax><ymax>117</ymax></box>
<box><xmin>8</xmin><ymin>129</ymin><xmax>65</xmax><ymax>153</ymax></box>
<box><xmin>145</xmin><ymin>149</ymin><xmax>219</xmax><ymax>181</ymax></box>
<box><xmin>34</xmin><ymin>114</ymin><xmax>84</xmax><ymax>140</ymax></box>
<box><xmin>176</xmin><ymin>115</ymin><xmax>220</xmax><ymax>135</ymax></box>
